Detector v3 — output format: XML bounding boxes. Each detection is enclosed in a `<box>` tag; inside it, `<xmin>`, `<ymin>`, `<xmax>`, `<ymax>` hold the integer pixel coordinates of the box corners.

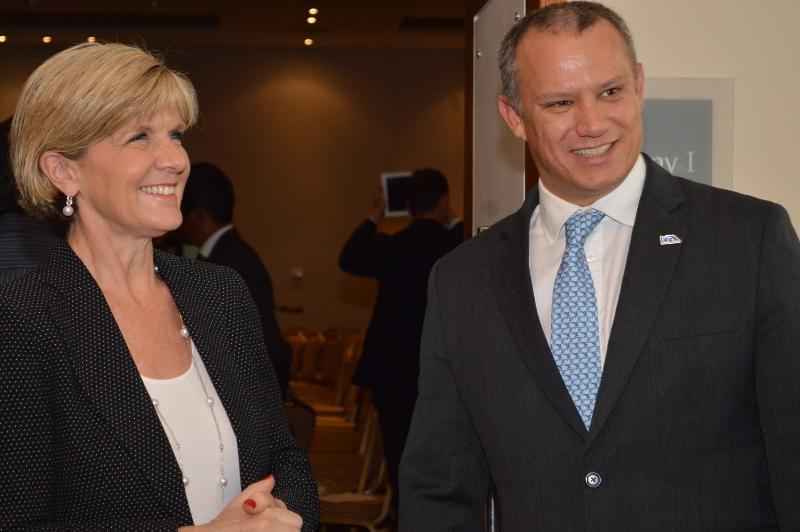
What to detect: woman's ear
<box><xmin>39</xmin><ymin>151</ymin><xmax>79</xmax><ymax>196</ymax></box>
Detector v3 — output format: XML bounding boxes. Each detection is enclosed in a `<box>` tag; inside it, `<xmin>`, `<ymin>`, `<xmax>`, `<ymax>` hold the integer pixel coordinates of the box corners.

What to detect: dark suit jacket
<box><xmin>0</xmin><ymin>209</ymin><xmax>59</xmax><ymax>285</ymax></box>
<box><xmin>400</xmin><ymin>155</ymin><xmax>800</xmax><ymax>531</ymax></box>
<box><xmin>0</xmin><ymin>241</ymin><xmax>319</xmax><ymax>531</ymax></box>
<box><xmin>339</xmin><ymin>218</ymin><xmax>462</xmax><ymax>400</ymax></box>
<box><xmin>207</xmin><ymin>228</ymin><xmax>292</xmax><ymax>399</ymax></box>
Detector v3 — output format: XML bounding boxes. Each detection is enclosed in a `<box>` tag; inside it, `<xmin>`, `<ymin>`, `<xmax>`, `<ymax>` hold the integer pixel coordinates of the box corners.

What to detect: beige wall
<box><xmin>0</xmin><ymin>46</ymin><xmax>465</xmax><ymax>332</ymax></box>
<box><xmin>602</xmin><ymin>0</ymin><xmax>800</xmax><ymax>226</ymax></box>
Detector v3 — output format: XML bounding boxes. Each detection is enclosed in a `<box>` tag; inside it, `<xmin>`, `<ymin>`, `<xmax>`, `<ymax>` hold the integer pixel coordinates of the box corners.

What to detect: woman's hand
<box><xmin>179</xmin><ymin>475</ymin><xmax>303</xmax><ymax>531</ymax></box>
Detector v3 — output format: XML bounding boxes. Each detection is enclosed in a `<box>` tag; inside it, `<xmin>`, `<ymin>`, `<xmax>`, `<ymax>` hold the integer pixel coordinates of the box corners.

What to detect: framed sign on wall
<box><xmin>643</xmin><ymin>77</ymin><xmax>734</xmax><ymax>189</ymax></box>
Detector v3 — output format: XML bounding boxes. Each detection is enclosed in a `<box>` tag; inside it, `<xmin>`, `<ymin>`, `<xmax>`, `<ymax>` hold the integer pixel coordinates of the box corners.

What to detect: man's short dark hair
<box><xmin>1</xmin><ymin>117</ymin><xmax>18</xmax><ymax>213</ymax></box>
<box><xmin>406</xmin><ymin>168</ymin><xmax>449</xmax><ymax>216</ymax></box>
<box><xmin>181</xmin><ymin>162</ymin><xmax>235</xmax><ymax>224</ymax></box>
<box><xmin>499</xmin><ymin>1</ymin><xmax>637</xmax><ymax>114</ymax></box>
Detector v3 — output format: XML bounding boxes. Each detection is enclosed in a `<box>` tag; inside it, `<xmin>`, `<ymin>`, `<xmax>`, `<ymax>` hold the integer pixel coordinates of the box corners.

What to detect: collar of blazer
<box><xmin>491</xmin><ymin>153</ymin><xmax>687</xmax><ymax>443</ymax></box>
<box><xmin>36</xmin><ymin>242</ymin><xmax>249</xmax><ymax>521</ymax></box>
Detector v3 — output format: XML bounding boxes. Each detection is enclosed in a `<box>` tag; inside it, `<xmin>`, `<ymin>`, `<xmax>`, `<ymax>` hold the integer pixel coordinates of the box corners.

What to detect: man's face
<box><xmin>499</xmin><ymin>20</ymin><xmax>644</xmax><ymax>206</ymax></box>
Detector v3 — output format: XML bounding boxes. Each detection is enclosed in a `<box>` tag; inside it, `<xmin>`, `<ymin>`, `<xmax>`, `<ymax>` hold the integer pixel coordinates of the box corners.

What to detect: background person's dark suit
<box><xmin>340</xmin><ymin>217</ymin><xmax>462</xmax><ymax>500</ymax></box>
<box><xmin>205</xmin><ymin>227</ymin><xmax>292</xmax><ymax>399</ymax></box>
<box><xmin>0</xmin><ymin>242</ymin><xmax>320</xmax><ymax>531</ymax></box>
<box><xmin>0</xmin><ymin>209</ymin><xmax>59</xmax><ymax>285</ymax></box>
<box><xmin>400</xmin><ymin>156</ymin><xmax>800</xmax><ymax>531</ymax></box>
<box><xmin>0</xmin><ymin>116</ymin><xmax>59</xmax><ymax>285</ymax></box>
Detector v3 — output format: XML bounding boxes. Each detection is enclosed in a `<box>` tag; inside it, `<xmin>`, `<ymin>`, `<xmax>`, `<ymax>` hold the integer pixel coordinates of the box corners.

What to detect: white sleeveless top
<box><xmin>142</xmin><ymin>341</ymin><xmax>241</xmax><ymax>524</ymax></box>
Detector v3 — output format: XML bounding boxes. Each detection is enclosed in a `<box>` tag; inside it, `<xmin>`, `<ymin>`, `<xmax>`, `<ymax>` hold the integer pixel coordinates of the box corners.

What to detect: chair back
<box><xmin>298</xmin><ymin>333</ymin><xmax>325</xmax><ymax>381</ymax></box>
<box><xmin>333</xmin><ymin>331</ymin><xmax>364</xmax><ymax>406</ymax></box>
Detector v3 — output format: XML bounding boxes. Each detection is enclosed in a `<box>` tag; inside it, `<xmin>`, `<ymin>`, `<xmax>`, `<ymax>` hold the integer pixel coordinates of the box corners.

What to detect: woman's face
<box><xmin>70</xmin><ymin>106</ymin><xmax>189</xmax><ymax>240</ymax></box>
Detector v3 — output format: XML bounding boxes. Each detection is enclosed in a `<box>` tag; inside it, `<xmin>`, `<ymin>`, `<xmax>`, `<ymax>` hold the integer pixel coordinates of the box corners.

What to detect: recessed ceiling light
<box><xmin>304</xmin><ymin>38</ymin><xmax>314</xmax><ymax>46</ymax></box>
<box><xmin>87</xmin><ymin>36</ymin><xmax>96</xmax><ymax>43</ymax></box>
<box><xmin>42</xmin><ymin>36</ymin><xmax>52</xmax><ymax>44</ymax></box>
<box><xmin>309</xmin><ymin>8</ymin><xmax>319</xmax><ymax>15</ymax></box>
<box><xmin>307</xmin><ymin>16</ymin><xmax>317</xmax><ymax>24</ymax></box>
<box><xmin>0</xmin><ymin>36</ymin><xmax>6</xmax><ymax>43</ymax></box>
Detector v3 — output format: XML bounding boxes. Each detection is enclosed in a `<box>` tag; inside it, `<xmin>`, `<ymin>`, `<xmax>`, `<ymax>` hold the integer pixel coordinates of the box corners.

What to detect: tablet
<box><xmin>380</xmin><ymin>171</ymin><xmax>413</xmax><ymax>217</ymax></box>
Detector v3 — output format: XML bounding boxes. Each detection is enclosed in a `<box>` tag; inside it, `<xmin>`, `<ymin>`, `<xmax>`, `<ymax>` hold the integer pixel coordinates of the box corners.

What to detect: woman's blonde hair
<box><xmin>10</xmin><ymin>42</ymin><xmax>198</xmax><ymax>220</ymax></box>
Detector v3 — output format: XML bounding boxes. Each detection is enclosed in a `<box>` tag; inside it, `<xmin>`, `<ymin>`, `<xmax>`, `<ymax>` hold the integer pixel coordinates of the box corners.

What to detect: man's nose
<box><xmin>574</xmin><ymin>100</ymin><xmax>607</xmax><ymax>138</ymax></box>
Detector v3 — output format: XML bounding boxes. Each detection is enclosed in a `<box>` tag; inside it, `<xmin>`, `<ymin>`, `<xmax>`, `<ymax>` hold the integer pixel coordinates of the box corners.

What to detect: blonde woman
<box><xmin>0</xmin><ymin>43</ymin><xmax>319</xmax><ymax>531</ymax></box>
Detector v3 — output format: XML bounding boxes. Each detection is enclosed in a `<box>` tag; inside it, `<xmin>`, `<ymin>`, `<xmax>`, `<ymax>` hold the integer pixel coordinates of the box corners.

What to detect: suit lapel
<box><xmin>155</xmin><ymin>251</ymin><xmax>264</xmax><ymax>488</ymax></box>
<box><xmin>491</xmin><ymin>190</ymin><xmax>588</xmax><ymax>439</ymax></box>
<box><xmin>587</xmin><ymin>159</ymin><xmax>687</xmax><ymax>443</ymax></box>
<box><xmin>40</xmin><ymin>242</ymin><xmax>192</xmax><ymax>521</ymax></box>
<box><xmin>206</xmin><ymin>228</ymin><xmax>238</xmax><ymax>264</ymax></box>
<box><xmin>490</xmin><ymin>158</ymin><xmax>688</xmax><ymax>442</ymax></box>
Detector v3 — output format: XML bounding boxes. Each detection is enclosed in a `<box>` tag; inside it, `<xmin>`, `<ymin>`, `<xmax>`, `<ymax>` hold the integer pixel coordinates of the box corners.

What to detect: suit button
<box><xmin>585</xmin><ymin>472</ymin><xmax>602</xmax><ymax>488</ymax></box>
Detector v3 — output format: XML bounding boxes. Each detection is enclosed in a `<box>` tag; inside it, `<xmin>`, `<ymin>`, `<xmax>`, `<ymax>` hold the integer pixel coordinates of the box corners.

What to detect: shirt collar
<box><xmin>199</xmin><ymin>224</ymin><xmax>234</xmax><ymax>258</ymax></box>
<box><xmin>537</xmin><ymin>154</ymin><xmax>646</xmax><ymax>244</ymax></box>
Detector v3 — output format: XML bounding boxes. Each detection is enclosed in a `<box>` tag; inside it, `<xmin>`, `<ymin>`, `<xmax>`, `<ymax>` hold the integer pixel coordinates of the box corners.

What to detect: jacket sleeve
<box><xmin>0</xmin><ymin>294</ymin><xmax>64</xmax><ymax>530</ymax></box>
<box><xmin>236</xmin><ymin>282</ymin><xmax>320</xmax><ymax>531</ymax></box>
<box><xmin>0</xmin><ymin>295</ymin><xmax>184</xmax><ymax>532</ymax></box>
<box><xmin>399</xmin><ymin>261</ymin><xmax>489</xmax><ymax>531</ymax></box>
<box><xmin>753</xmin><ymin>204</ymin><xmax>800</xmax><ymax>527</ymax></box>
<box><xmin>338</xmin><ymin>219</ymin><xmax>391</xmax><ymax>278</ymax></box>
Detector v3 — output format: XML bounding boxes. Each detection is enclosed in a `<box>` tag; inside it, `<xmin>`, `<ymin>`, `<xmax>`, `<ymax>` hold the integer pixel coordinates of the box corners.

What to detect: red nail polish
<box><xmin>263</xmin><ymin>474</ymin><xmax>274</xmax><ymax>481</ymax></box>
<box><xmin>243</xmin><ymin>498</ymin><xmax>256</xmax><ymax>509</ymax></box>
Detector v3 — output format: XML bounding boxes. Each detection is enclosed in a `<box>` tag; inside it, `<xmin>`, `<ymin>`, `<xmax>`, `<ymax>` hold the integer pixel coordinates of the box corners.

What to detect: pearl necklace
<box><xmin>149</xmin><ymin>265</ymin><xmax>228</xmax><ymax>501</ymax></box>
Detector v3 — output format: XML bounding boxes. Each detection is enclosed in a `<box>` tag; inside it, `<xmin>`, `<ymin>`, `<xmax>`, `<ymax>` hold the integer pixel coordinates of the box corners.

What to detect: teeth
<box><xmin>140</xmin><ymin>185</ymin><xmax>176</xmax><ymax>195</ymax></box>
<box><xmin>574</xmin><ymin>144</ymin><xmax>612</xmax><ymax>157</ymax></box>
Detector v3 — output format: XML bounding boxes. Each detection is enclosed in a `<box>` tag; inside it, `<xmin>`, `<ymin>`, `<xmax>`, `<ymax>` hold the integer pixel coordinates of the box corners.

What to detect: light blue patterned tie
<box><xmin>551</xmin><ymin>209</ymin><xmax>605</xmax><ymax>429</ymax></box>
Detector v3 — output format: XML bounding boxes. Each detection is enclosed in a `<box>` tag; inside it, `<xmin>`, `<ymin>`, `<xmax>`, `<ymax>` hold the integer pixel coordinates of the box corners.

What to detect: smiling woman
<box><xmin>0</xmin><ymin>43</ymin><xmax>319</xmax><ymax>531</ymax></box>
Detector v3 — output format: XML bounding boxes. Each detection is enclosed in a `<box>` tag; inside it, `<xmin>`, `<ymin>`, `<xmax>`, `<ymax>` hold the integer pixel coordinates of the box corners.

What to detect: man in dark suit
<box><xmin>178</xmin><ymin>162</ymin><xmax>292</xmax><ymax>398</ymax></box>
<box><xmin>339</xmin><ymin>168</ymin><xmax>463</xmax><ymax>506</ymax></box>
<box><xmin>0</xmin><ymin>117</ymin><xmax>59</xmax><ymax>285</ymax></box>
<box><xmin>400</xmin><ymin>2</ymin><xmax>800</xmax><ymax>530</ymax></box>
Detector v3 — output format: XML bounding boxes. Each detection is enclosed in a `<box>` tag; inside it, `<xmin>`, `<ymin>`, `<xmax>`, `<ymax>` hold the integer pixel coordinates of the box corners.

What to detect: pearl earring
<box><xmin>62</xmin><ymin>195</ymin><xmax>74</xmax><ymax>217</ymax></box>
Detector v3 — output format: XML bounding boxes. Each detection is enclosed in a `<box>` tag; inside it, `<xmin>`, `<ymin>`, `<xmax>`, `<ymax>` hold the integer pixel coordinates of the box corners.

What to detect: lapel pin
<box><xmin>659</xmin><ymin>234</ymin><xmax>682</xmax><ymax>245</ymax></box>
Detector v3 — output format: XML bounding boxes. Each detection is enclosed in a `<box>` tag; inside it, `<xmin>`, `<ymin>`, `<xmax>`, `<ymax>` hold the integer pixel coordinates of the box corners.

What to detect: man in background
<box><xmin>178</xmin><ymin>162</ymin><xmax>292</xmax><ymax>398</ymax></box>
<box><xmin>0</xmin><ymin>116</ymin><xmax>59</xmax><ymax>285</ymax></box>
<box><xmin>339</xmin><ymin>168</ymin><xmax>462</xmax><ymax>507</ymax></box>
<box><xmin>400</xmin><ymin>2</ymin><xmax>800</xmax><ymax>530</ymax></box>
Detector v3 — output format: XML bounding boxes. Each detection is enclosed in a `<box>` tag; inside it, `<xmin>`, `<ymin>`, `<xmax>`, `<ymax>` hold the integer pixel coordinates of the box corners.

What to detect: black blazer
<box><xmin>400</xmin><ymin>155</ymin><xmax>800</xmax><ymax>531</ymax></box>
<box><xmin>207</xmin><ymin>228</ymin><xmax>292</xmax><ymax>398</ymax></box>
<box><xmin>339</xmin><ymin>218</ymin><xmax>462</xmax><ymax>400</ymax></box>
<box><xmin>0</xmin><ymin>241</ymin><xmax>319</xmax><ymax>531</ymax></box>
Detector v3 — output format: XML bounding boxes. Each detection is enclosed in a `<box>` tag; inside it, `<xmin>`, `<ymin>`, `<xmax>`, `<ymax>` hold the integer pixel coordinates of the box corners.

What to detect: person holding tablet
<box><xmin>339</xmin><ymin>167</ymin><xmax>462</xmax><ymax>510</ymax></box>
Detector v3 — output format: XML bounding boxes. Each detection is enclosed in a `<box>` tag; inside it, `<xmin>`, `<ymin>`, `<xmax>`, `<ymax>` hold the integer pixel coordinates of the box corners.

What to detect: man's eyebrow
<box><xmin>535</xmin><ymin>76</ymin><xmax>630</xmax><ymax>101</ymax></box>
<box><xmin>535</xmin><ymin>90</ymin><xmax>576</xmax><ymax>101</ymax></box>
<box><xmin>599</xmin><ymin>76</ymin><xmax>627</xmax><ymax>88</ymax></box>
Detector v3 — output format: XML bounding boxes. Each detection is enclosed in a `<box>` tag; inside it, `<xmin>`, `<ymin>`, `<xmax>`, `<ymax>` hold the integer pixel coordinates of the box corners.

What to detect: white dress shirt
<box><xmin>529</xmin><ymin>154</ymin><xmax>646</xmax><ymax>367</ymax></box>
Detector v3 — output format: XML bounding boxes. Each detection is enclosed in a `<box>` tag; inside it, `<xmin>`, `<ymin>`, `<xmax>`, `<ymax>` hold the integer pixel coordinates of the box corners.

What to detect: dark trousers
<box><xmin>372</xmin><ymin>395</ymin><xmax>417</xmax><ymax>508</ymax></box>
